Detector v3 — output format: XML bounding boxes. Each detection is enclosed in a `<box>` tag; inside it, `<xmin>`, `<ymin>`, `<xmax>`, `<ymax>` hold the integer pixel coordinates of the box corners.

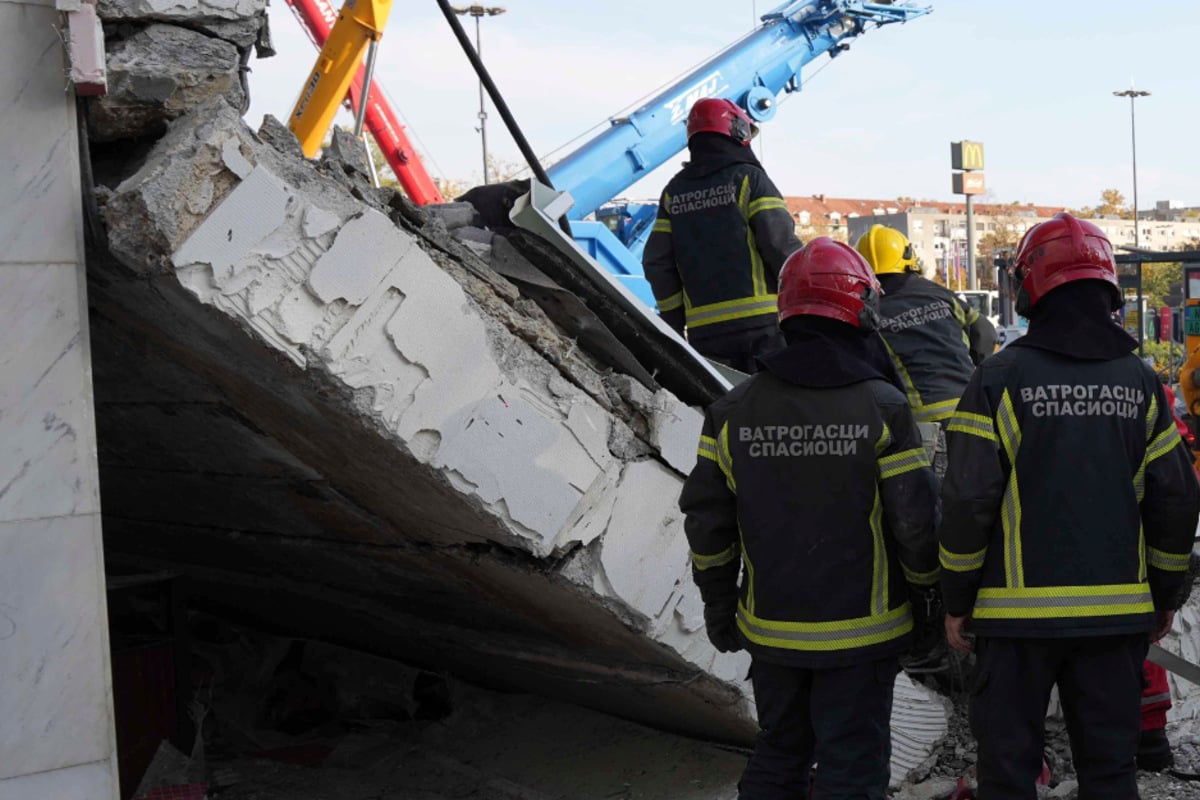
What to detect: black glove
<box><xmin>704</xmin><ymin>603</ymin><xmax>743</xmax><ymax>653</ymax></box>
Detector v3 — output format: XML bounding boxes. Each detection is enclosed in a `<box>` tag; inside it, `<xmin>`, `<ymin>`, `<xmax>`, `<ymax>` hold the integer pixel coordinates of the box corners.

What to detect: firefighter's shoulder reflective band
<box><xmin>697</xmin><ymin>434</ymin><xmax>718</xmax><ymax>463</ymax></box>
<box><xmin>657</xmin><ymin>291</ymin><xmax>684</xmax><ymax>312</ymax></box>
<box><xmin>880</xmin><ymin>338</ymin><xmax>923</xmax><ymax>413</ymax></box>
<box><xmin>736</xmin><ymin>603</ymin><xmax>912</xmax><ymax>652</ymax></box>
<box><xmin>1147</xmin><ymin>546</ymin><xmax>1192</xmax><ymax>572</ymax></box>
<box><xmin>652</xmin><ymin>218</ymin><xmax>671</xmax><ymax>234</ymax></box>
<box><xmin>1136</xmin><ymin>401</ymin><xmax>1177</xmax><ymax>500</ymax></box>
<box><xmin>875</xmin><ymin>424</ymin><xmax>893</xmax><ymax>455</ymax></box>
<box><xmin>915</xmin><ymin>398</ymin><xmax>958</xmax><ymax>423</ymax></box>
<box><xmin>902</xmin><ymin>562</ymin><xmax>939</xmax><ymax>586</ymax></box>
<box><xmin>717</xmin><ymin>422</ymin><xmax>737</xmax><ymax>494</ymax></box>
<box><xmin>878</xmin><ymin>447</ymin><xmax>930</xmax><ymax>480</ymax></box>
<box><xmin>1146</xmin><ymin>424</ymin><xmax>1182</xmax><ymax>465</ymax></box>
<box><xmin>691</xmin><ymin>542</ymin><xmax>739</xmax><ymax>571</ymax></box>
<box><xmin>996</xmin><ymin>389</ymin><xmax>1021</xmax><ymax>464</ymax></box>
<box><xmin>973</xmin><ymin>583</ymin><xmax>1154</xmax><ymax>619</ymax></box>
<box><xmin>940</xmin><ymin>543</ymin><xmax>986</xmax><ymax>573</ymax></box>
<box><xmin>948</xmin><ymin>410</ymin><xmax>996</xmax><ymax>442</ymax></box>
<box><xmin>747</xmin><ymin>196</ymin><xmax>788</xmax><ymax>218</ymax></box>
<box><xmin>685</xmin><ymin>295</ymin><xmax>779</xmax><ymax>328</ymax></box>
<box><xmin>997</xmin><ymin>389</ymin><xmax>1025</xmax><ymax>588</ymax></box>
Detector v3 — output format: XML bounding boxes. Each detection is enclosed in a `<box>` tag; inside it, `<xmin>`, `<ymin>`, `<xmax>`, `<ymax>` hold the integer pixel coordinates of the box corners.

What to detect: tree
<box><xmin>1072</xmin><ymin>188</ymin><xmax>1129</xmax><ymax>219</ymax></box>
<box><xmin>974</xmin><ymin>204</ymin><xmax>1028</xmax><ymax>290</ymax></box>
<box><xmin>1141</xmin><ymin>261</ymin><xmax>1182</xmax><ymax>309</ymax></box>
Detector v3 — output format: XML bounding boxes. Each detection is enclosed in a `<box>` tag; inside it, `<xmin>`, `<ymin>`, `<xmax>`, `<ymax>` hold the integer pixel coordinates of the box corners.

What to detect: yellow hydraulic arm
<box><xmin>288</xmin><ymin>0</ymin><xmax>394</xmax><ymax>158</ymax></box>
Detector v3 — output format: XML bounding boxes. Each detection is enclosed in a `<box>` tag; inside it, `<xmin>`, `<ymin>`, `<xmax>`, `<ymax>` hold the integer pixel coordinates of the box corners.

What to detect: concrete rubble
<box><xmin>93</xmin><ymin>86</ymin><xmax>765</xmax><ymax>739</ymax></box>
<box><xmin>72</xmin><ymin>0</ymin><xmax>1100</xmax><ymax>793</ymax></box>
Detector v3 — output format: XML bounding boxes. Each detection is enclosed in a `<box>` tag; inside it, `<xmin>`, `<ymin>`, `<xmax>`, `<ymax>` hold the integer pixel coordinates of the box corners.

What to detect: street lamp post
<box><xmin>1113</xmin><ymin>82</ymin><xmax>1150</xmax><ymax>355</ymax></box>
<box><xmin>453</xmin><ymin>4</ymin><xmax>506</xmax><ymax>184</ymax></box>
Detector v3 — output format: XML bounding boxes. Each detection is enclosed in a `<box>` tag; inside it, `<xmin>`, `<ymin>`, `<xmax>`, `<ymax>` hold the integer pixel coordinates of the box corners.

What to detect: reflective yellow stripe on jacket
<box><xmin>972</xmin><ymin>584</ymin><xmax>1154</xmax><ymax>619</ymax></box>
<box><xmin>656</xmin><ymin>291</ymin><xmax>684</xmax><ymax>313</ymax></box>
<box><xmin>996</xmin><ymin>389</ymin><xmax>1025</xmax><ymax>588</ymax></box>
<box><xmin>947</xmin><ymin>411</ymin><xmax>996</xmax><ymax>442</ymax></box>
<box><xmin>685</xmin><ymin>294</ymin><xmax>779</xmax><ymax>328</ymax></box>
<box><xmin>691</xmin><ymin>543</ymin><xmax>739</xmax><ymax>571</ymax></box>
<box><xmin>737</xmin><ymin>603</ymin><xmax>912</xmax><ymax>652</ymax></box>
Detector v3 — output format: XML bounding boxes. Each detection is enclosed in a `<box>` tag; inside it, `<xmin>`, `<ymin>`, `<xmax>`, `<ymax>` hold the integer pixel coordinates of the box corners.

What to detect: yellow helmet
<box><xmin>855</xmin><ymin>224</ymin><xmax>916</xmax><ymax>275</ymax></box>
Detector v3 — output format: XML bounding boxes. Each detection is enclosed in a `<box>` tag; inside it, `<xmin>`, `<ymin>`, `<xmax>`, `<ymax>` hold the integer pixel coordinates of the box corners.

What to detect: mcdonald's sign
<box><xmin>952</xmin><ymin>171</ymin><xmax>986</xmax><ymax>195</ymax></box>
<box><xmin>951</xmin><ymin>140</ymin><xmax>985</xmax><ymax>171</ymax></box>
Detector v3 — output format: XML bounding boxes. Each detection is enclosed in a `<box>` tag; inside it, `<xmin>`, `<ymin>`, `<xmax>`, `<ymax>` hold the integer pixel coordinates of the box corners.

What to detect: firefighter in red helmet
<box><xmin>939</xmin><ymin>213</ymin><xmax>1200</xmax><ymax>799</ymax></box>
<box><xmin>643</xmin><ymin>97</ymin><xmax>803</xmax><ymax>373</ymax></box>
<box><xmin>680</xmin><ymin>238</ymin><xmax>939</xmax><ymax>799</ymax></box>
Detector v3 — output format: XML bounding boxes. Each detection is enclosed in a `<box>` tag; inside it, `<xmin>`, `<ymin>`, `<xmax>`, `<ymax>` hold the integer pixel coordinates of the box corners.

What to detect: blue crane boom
<box><xmin>542</xmin><ymin>0</ymin><xmax>930</xmax><ymax>306</ymax></box>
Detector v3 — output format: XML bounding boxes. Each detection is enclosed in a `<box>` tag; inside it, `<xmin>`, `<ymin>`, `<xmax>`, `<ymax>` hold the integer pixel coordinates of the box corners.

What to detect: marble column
<box><xmin>0</xmin><ymin>1</ymin><xmax>119</xmax><ymax>798</ymax></box>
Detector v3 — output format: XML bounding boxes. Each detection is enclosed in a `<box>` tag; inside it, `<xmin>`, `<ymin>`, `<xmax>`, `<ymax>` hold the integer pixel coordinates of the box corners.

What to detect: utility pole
<box><xmin>1114</xmin><ymin>82</ymin><xmax>1150</xmax><ymax>356</ymax></box>
<box><xmin>453</xmin><ymin>4</ymin><xmax>506</xmax><ymax>184</ymax></box>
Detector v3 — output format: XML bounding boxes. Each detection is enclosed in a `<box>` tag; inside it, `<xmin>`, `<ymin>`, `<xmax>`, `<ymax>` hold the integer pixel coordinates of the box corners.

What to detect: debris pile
<box><xmin>96</xmin><ymin>0</ymin><xmax>1192</xmax><ymax>791</ymax></box>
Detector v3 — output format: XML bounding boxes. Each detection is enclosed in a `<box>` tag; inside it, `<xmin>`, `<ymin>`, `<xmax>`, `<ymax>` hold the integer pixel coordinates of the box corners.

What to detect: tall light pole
<box><xmin>1113</xmin><ymin>82</ymin><xmax>1150</xmax><ymax>251</ymax></box>
<box><xmin>1113</xmin><ymin>82</ymin><xmax>1150</xmax><ymax>356</ymax></box>
<box><xmin>453</xmin><ymin>4</ymin><xmax>505</xmax><ymax>184</ymax></box>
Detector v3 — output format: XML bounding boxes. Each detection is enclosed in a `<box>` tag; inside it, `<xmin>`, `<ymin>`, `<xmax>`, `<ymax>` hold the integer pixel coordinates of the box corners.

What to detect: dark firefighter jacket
<box><xmin>642</xmin><ymin>160</ymin><xmax>801</xmax><ymax>347</ymax></box>
<box><xmin>940</xmin><ymin>346</ymin><xmax>1200</xmax><ymax>638</ymax></box>
<box><xmin>876</xmin><ymin>272</ymin><xmax>997</xmax><ymax>424</ymax></box>
<box><xmin>679</xmin><ymin>326</ymin><xmax>940</xmax><ymax>667</ymax></box>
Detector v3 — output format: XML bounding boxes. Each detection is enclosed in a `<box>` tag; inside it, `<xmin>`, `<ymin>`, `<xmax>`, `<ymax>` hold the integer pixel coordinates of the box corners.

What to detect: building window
<box><xmin>976</xmin><ymin>222</ymin><xmax>985</xmax><ymax>232</ymax></box>
<box><xmin>988</xmin><ymin>223</ymin><xmax>997</xmax><ymax>231</ymax></box>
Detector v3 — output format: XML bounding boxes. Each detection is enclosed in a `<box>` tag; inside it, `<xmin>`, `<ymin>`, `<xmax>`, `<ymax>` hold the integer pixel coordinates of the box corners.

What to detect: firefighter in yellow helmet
<box><xmin>856</xmin><ymin>225</ymin><xmax>996</xmax><ymax>427</ymax></box>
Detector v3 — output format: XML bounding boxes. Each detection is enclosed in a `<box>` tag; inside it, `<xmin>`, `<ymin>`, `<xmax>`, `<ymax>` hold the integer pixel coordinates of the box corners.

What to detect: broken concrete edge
<box><xmin>97</xmin><ymin>0</ymin><xmax>270</xmax><ymax>49</ymax></box>
<box><xmin>95</xmin><ymin>96</ymin><xmax>751</xmax><ymax>678</ymax></box>
<box><xmin>88</xmin><ymin>23</ymin><xmax>247</xmax><ymax>142</ymax></box>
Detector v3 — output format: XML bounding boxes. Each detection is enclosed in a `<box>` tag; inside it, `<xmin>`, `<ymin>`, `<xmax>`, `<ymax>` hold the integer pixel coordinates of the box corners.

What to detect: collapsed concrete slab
<box><xmin>76</xmin><ymin>0</ymin><xmax>954</xmax><ymax>780</ymax></box>
<box><xmin>92</xmin><ymin>94</ymin><xmax>760</xmax><ymax>741</ymax></box>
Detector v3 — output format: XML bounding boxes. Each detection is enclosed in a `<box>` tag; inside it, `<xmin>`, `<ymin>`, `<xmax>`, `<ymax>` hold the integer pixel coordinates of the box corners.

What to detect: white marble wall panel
<box><xmin>0</xmin><ymin>515</ymin><xmax>113</xmax><ymax>780</ymax></box>
<box><xmin>0</xmin><ymin>759</ymin><xmax>117</xmax><ymax>800</ymax></box>
<box><xmin>0</xmin><ymin>3</ymin><xmax>117</xmax><ymax>796</ymax></box>
<box><xmin>0</xmin><ymin>262</ymin><xmax>101</xmax><ymax>521</ymax></box>
<box><xmin>0</xmin><ymin>5</ymin><xmax>78</xmax><ymax>259</ymax></box>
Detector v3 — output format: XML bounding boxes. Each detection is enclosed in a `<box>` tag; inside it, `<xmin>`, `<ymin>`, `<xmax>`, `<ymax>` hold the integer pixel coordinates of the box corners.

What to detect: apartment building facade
<box><xmin>785</xmin><ymin>196</ymin><xmax>1200</xmax><ymax>285</ymax></box>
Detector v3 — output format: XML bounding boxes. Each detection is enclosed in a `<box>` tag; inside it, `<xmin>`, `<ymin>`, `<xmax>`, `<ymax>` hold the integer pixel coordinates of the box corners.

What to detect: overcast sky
<box><xmin>245</xmin><ymin>0</ymin><xmax>1200</xmax><ymax>211</ymax></box>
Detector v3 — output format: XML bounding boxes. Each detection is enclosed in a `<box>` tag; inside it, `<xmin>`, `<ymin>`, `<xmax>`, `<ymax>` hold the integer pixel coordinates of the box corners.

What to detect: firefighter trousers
<box><xmin>970</xmin><ymin>634</ymin><xmax>1147</xmax><ymax>800</ymax></box>
<box><xmin>691</xmin><ymin>325</ymin><xmax>784</xmax><ymax>375</ymax></box>
<box><xmin>739</xmin><ymin>656</ymin><xmax>898</xmax><ymax>800</ymax></box>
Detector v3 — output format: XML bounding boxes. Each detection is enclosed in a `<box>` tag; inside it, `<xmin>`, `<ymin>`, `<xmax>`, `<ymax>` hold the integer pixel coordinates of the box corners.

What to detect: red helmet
<box><xmin>686</xmin><ymin>98</ymin><xmax>756</xmax><ymax>146</ymax></box>
<box><xmin>1011</xmin><ymin>212</ymin><xmax>1120</xmax><ymax>313</ymax></box>
<box><xmin>778</xmin><ymin>237</ymin><xmax>882</xmax><ymax>330</ymax></box>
